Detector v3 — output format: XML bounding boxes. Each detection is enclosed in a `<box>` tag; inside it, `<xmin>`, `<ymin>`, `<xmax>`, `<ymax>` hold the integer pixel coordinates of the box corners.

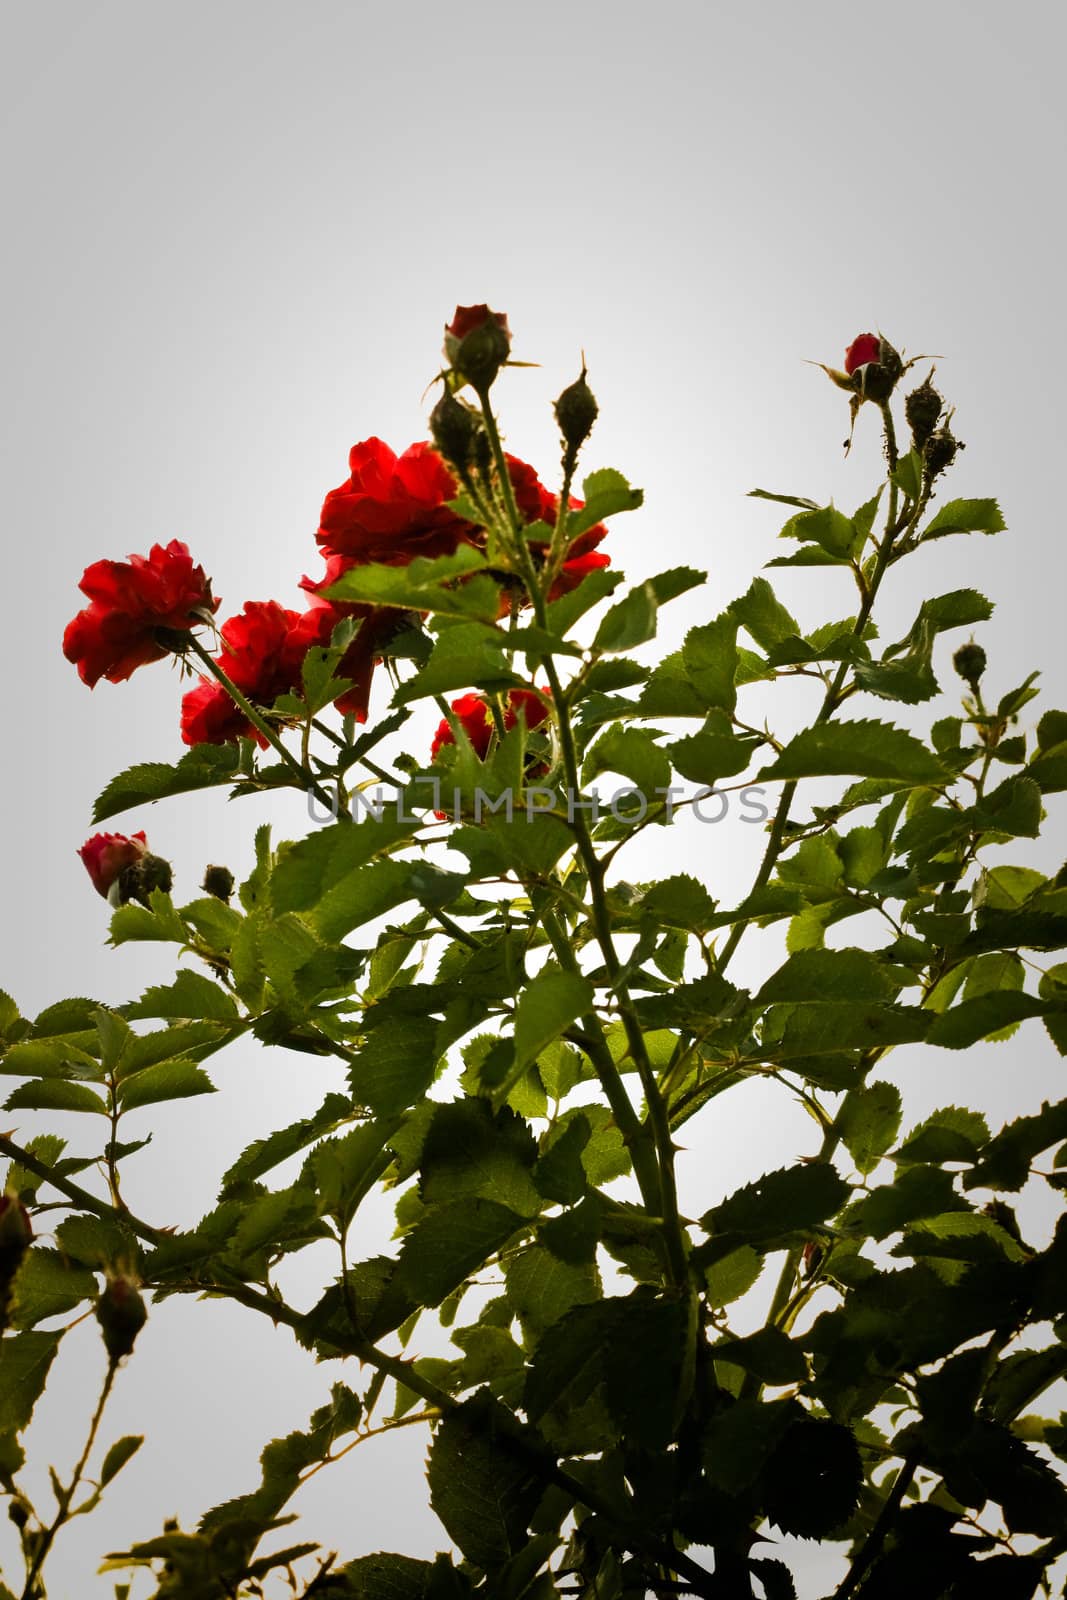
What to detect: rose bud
<box><xmin>554</xmin><ymin>364</ymin><xmax>599</xmax><ymax>456</ymax></box>
<box><xmin>201</xmin><ymin>864</ymin><xmax>235</xmax><ymax>901</ymax></box>
<box><xmin>78</xmin><ymin>831</ymin><xmax>148</xmax><ymax>900</ymax></box>
<box><xmin>904</xmin><ymin>373</ymin><xmax>943</xmax><ymax>451</ymax></box>
<box><xmin>842</xmin><ymin>331</ymin><xmax>903</xmax><ymax>403</ymax></box>
<box><xmin>953</xmin><ymin>640</ymin><xmax>987</xmax><ymax>690</ymax></box>
<box><xmin>443</xmin><ymin>304</ymin><xmax>512</xmax><ymax>390</ymax></box>
<box><xmin>95</xmin><ymin>1275</ymin><xmax>148</xmax><ymax>1363</ymax></box>
<box><xmin>117</xmin><ymin>852</ymin><xmax>174</xmax><ymax>908</ymax></box>
<box><xmin>924</xmin><ymin>424</ymin><xmax>962</xmax><ymax>479</ymax></box>
<box><xmin>429</xmin><ymin>387</ymin><xmax>484</xmax><ymax>474</ymax></box>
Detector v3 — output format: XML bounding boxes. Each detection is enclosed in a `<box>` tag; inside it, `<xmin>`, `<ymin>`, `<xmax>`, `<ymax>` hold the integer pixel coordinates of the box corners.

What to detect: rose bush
<box><xmin>1</xmin><ymin>311</ymin><xmax>1065</xmax><ymax>1600</ymax></box>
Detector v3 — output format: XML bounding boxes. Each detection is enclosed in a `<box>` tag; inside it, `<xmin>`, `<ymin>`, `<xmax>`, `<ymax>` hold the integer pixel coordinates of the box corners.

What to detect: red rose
<box><xmin>316</xmin><ymin>438</ymin><xmax>474</xmax><ymax>568</ymax></box>
<box><xmin>431</xmin><ymin>688</ymin><xmax>551</xmax><ymax>761</ymax></box>
<box><xmin>78</xmin><ymin>830</ymin><xmax>148</xmax><ymax>897</ymax></box>
<box><xmin>180</xmin><ymin>600</ymin><xmax>301</xmax><ymax>746</ymax></box>
<box><xmin>843</xmin><ymin>333</ymin><xmax>882</xmax><ymax>376</ymax></box>
<box><xmin>63</xmin><ymin>540</ymin><xmax>218</xmax><ymax>686</ymax></box>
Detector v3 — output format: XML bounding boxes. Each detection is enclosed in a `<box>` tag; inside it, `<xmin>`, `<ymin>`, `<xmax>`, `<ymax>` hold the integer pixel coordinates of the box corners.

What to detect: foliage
<box><xmin>2</xmin><ymin>313</ymin><xmax>1066</xmax><ymax>1598</ymax></box>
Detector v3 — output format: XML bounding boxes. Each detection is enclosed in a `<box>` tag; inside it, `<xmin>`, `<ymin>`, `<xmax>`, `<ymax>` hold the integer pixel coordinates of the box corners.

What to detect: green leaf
<box><xmin>592</xmin><ymin>582</ymin><xmax>659</xmax><ymax>653</ymax></box>
<box><xmin>125</xmin><ymin>971</ymin><xmax>240</xmax><ymax>1024</ymax></box>
<box><xmin>638</xmin><ymin>875</ymin><xmax>718</xmax><ymax>932</ymax></box>
<box><xmin>896</xmin><ymin>1106</ymin><xmax>990</xmax><ymax>1166</ymax></box>
<box><xmin>714</xmin><ymin>1326</ymin><xmax>808</xmax><ymax>1385</ymax></box>
<box><xmin>682</xmin><ymin>615</ymin><xmax>739</xmax><ymax>714</ymax></box>
<box><xmin>10</xmin><ymin>1248</ymin><xmax>98</xmax><ymax>1328</ymax></box>
<box><xmin>395</xmin><ymin>1199</ymin><xmax>525</xmax><ymax>1307</ymax></box>
<box><xmin>394</xmin><ymin>625</ymin><xmax>516</xmax><ymax>704</ymax></box>
<box><xmin>543</xmin><ymin>568</ymin><xmax>622</xmax><ymax>637</ymax></box>
<box><xmin>700</xmin><ymin>1163</ymin><xmax>849</xmax><ymax>1246</ymax></box>
<box><xmin>837</xmin><ymin>1082</ymin><xmax>903</xmax><ymax>1175</ymax></box>
<box><xmin>567</xmin><ymin>467</ymin><xmax>644</xmax><ymax>537</ymax></box>
<box><xmin>525</xmin><ymin>1295</ymin><xmax>690</xmax><ymax>1452</ymax></box>
<box><xmin>964</xmin><ymin>1099</ymin><xmax>1067</xmax><ymax>1192</ymax></box>
<box><xmin>667</xmin><ymin>731</ymin><xmax>753</xmax><ymax>785</ymax></box>
<box><xmin>846</xmin><ymin>1164</ymin><xmax>967</xmax><ymax>1238</ymax></box>
<box><xmin>759</xmin><ymin>720</ymin><xmax>946</xmax><ymax>783</ymax></box>
<box><xmin>749</xmin><ymin>487</ymin><xmax>819</xmax><ymax>510</ymax></box>
<box><xmin>271</xmin><ymin>816</ymin><xmax>419</xmax><ymax>913</ymax></box>
<box><xmin>927</xmin><ymin>992</ymin><xmax>1046</xmax><ymax>1049</ymax></box>
<box><xmin>921</xmin><ymin>498</ymin><xmax>1006</xmax><ymax>540</ymax></box>
<box><xmin>326</xmin><ymin>548</ymin><xmax>496</xmax><ymax>618</ymax></box>
<box><xmin>504</xmin><ymin>1243</ymin><xmax>600</xmax><ymax>1342</ymax></box>
<box><xmin>92</xmin><ymin>745</ymin><xmax>240</xmax><ymax>823</ymax></box>
<box><xmin>783</xmin><ymin>504</ymin><xmax>860</xmax><ymax>558</ymax></box>
<box><xmin>427</xmin><ymin>1395</ymin><xmax>545</xmax><ymax>1571</ymax></box>
<box><xmin>512</xmin><ymin>969</ymin><xmax>594</xmax><ymax>1076</ymax></box>
<box><xmin>419</xmin><ymin>1101</ymin><xmax>540</xmax><ymax>1218</ymax></box>
<box><xmin>704</xmin><ymin>1245</ymin><xmax>763</xmax><ymax>1306</ymax></box>
<box><xmin>755</xmin><ymin>948</ymin><xmax>896</xmax><ymax>1005</ymax></box>
<box><xmin>532</xmin><ymin>1115</ymin><xmax>590</xmax><ymax>1205</ymax></box>
<box><xmin>582</xmin><ymin>724</ymin><xmax>671</xmax><ymax>792</ymax></box>
<box><xmin>348</xmin><ymin>1016</ymin><xmax>440</xmax><ymax>1115</ymax></box>
<box><xmin>100</xmin><ymin>1435</ymin><xmax>144</xmax><ymax>1488</ymax></box>
<box><xmin>221</xmin><ymin>1093</ymin><xmax>354</xmax><ymax>1193</ymax></box>
<box><xmin>116</xmin><ymin>1059</ymin><xmax>216</xmax><ymax>1112</ymax></box>
<box><xmin>4</xmin><ymin>1080</ymin><xmax>106</xmax><ymax>1114</ymax></box>
<box><xmin>312</xmin><ymin>859</ymin><xmax>415</xmax><ymax>943</ymax></box>
<box><xmin>728</xmin><ymin>577</ymin><xmax>800</xmax><ymax>650</ymax></box>
<box><xmin>0</xmin><ymin>1331</ymin><xmax>62</xmax><ymax>1433</ymax></box>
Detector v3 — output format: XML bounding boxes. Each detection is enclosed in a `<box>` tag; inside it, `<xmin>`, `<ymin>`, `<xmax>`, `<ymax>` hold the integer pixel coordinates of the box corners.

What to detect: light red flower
<box><xmin>78</xmin><ymin>831</ymin><xmax>148</xmax><ymax>897</ymax></box>
<box><xmin>844</xmin><ymin>333</ymin><xmax>882</xmax><ymax>376</ymax></box>
<box><xmin>63</xmin><ymin>540</ymin><xmax>218</xmax><ymax>686</ymax></box>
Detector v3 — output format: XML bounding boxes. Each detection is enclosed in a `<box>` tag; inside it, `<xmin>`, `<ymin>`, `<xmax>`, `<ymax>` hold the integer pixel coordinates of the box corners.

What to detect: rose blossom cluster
<box><xmin>63</xmin><ymin>307</ymin><xmax>611</xmax><ymax>893</ymax></box>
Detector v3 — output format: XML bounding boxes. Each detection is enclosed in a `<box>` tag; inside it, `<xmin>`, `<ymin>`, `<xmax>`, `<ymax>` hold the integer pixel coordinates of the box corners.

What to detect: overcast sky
<box><xmin>2</xmin><ymin>3</ymin><xmax>1065</xmax><ymax>1594</ymax></box>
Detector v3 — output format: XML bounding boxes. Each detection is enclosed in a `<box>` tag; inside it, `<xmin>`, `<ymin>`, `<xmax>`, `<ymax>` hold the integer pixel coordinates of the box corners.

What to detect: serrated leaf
<box><xmin>124</xmin><ymin>971</ymin><xmax>240</xmax><ymax>1024</ymax></box>
<box><xmin>837</xmin><ymin>1081</ymin><xmax>903</xmax><ymax>1175</ymax></box>
<box><xmin>513</xmin><ymin>969</ymin><xmax>593</xmax><ymax>1075</ymax></box>
<box><xmin>0</xmin><ymin>1331</ymin><xmax>62</xmax><ymax>1433</ymax></box>
<box><xmin>728</xmin><ymin>577</ymin><xmax>800</xmax><ymax>650</ymax></box>
<box><xmin>896</xmin><ymin>1106</ymin><xmax>990</xmax><ymax>1166</ymax></box>
<box><xmin>755</xmin><ymin>948</ymin><xmax>897</xmax><ymax>1005</ymax></box>
<box><xmin>701</xmin><ymin>1163</ymin><xmax>849</xmax><ymax>1245</ymax></box>
<box><xmin>758</xmin><ymin>720</ymin><xmax>945</xmax><ymax>783</ymax></box>
<box><xmin>92</xmin><ymin>745</ymin><xmax>241</xmax><ymax>823</ymax></box>
<box><xmin>10</xmin><ymin>1248</ymin><xmax>98</xmax><ymax>1328</ymax></box>
<box><xmin>927</xmin><ymin>992</ymin><xmax>1046</xmax><ymax>1049</ymax></box>
<box><xmin>116</xmin><ymin>1059</ymin><xmax>216</xmax><ymax>1112</ymax></box>
<box><xmin>4</xmin><ymin>1080</ymin><xmax>106</xmax><ymax>1114</ymax></box>
<box><xmin>348</xmin><ymin>1016</ymin><xmax>440</xmax><ymax>1115</ymax></box>
<box><xmin>682</xmin><ymin>615</ymin><xmax>739</xmax><ymax>713</ymax></box>
<box><xmin>427</xmin><ymin>1396</ymin><xmax>544</xmax><ymax>1570</ymax></box>
<box><xmin>592</xmin><ymin>582</ymin><xmax>659</xmax><ymax>653</ymax></box>
<box><xmin>921</xmin><ymin>497</ymin><xmax>1006</xmax><ymax>540</ymax></box>
<box><xmin>395</xmin><ymin>1199</ymin><xmax>525</xmax><ymax>1307</ymax></box>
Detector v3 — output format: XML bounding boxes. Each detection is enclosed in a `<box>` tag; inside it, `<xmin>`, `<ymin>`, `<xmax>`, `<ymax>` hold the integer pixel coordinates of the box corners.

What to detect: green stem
<box><xmin>21</xmin><ymin>1361</ymin><xmax>118</xmax><ymax>1600</ymax></box>
<box><xmin>186</xmin><ymin>637</ymin><xmax>342</xmax><ymax>820</ymax></box>
<box><xmin>834</xmin><ymin>1450</ymin><xmax>919</xmax><ymax>1600</ymax></box>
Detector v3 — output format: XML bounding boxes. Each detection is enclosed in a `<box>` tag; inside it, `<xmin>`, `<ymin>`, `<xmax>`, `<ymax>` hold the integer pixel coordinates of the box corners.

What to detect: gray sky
<box><xmin>2</xmin><ymin>3</ymin><xmax>1065</xmax><ymax>1594</ymax></box>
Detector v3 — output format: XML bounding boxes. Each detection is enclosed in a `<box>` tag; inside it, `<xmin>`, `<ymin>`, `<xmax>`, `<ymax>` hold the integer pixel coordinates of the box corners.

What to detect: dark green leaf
<box><xmin>92</xmin><ymin>745</ymin><xmax>240</xmax><ymax>823</ymax></box>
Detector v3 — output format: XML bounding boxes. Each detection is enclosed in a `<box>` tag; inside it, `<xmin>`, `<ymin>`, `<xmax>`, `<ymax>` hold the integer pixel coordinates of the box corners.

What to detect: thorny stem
<box><xmin>834</xmin><ymin>1450</ymin><xmax>920</xmax><ymax>1600</ymax></box>
<box><xmin>21</xmin><ymin>1361</ymin><xmax>118</xmax><ymax>1600</ymax></box>
<box><xmin>186</xmin><ymin>636</ymin><xmax>343</xmax><ymax>820</ymax></box>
